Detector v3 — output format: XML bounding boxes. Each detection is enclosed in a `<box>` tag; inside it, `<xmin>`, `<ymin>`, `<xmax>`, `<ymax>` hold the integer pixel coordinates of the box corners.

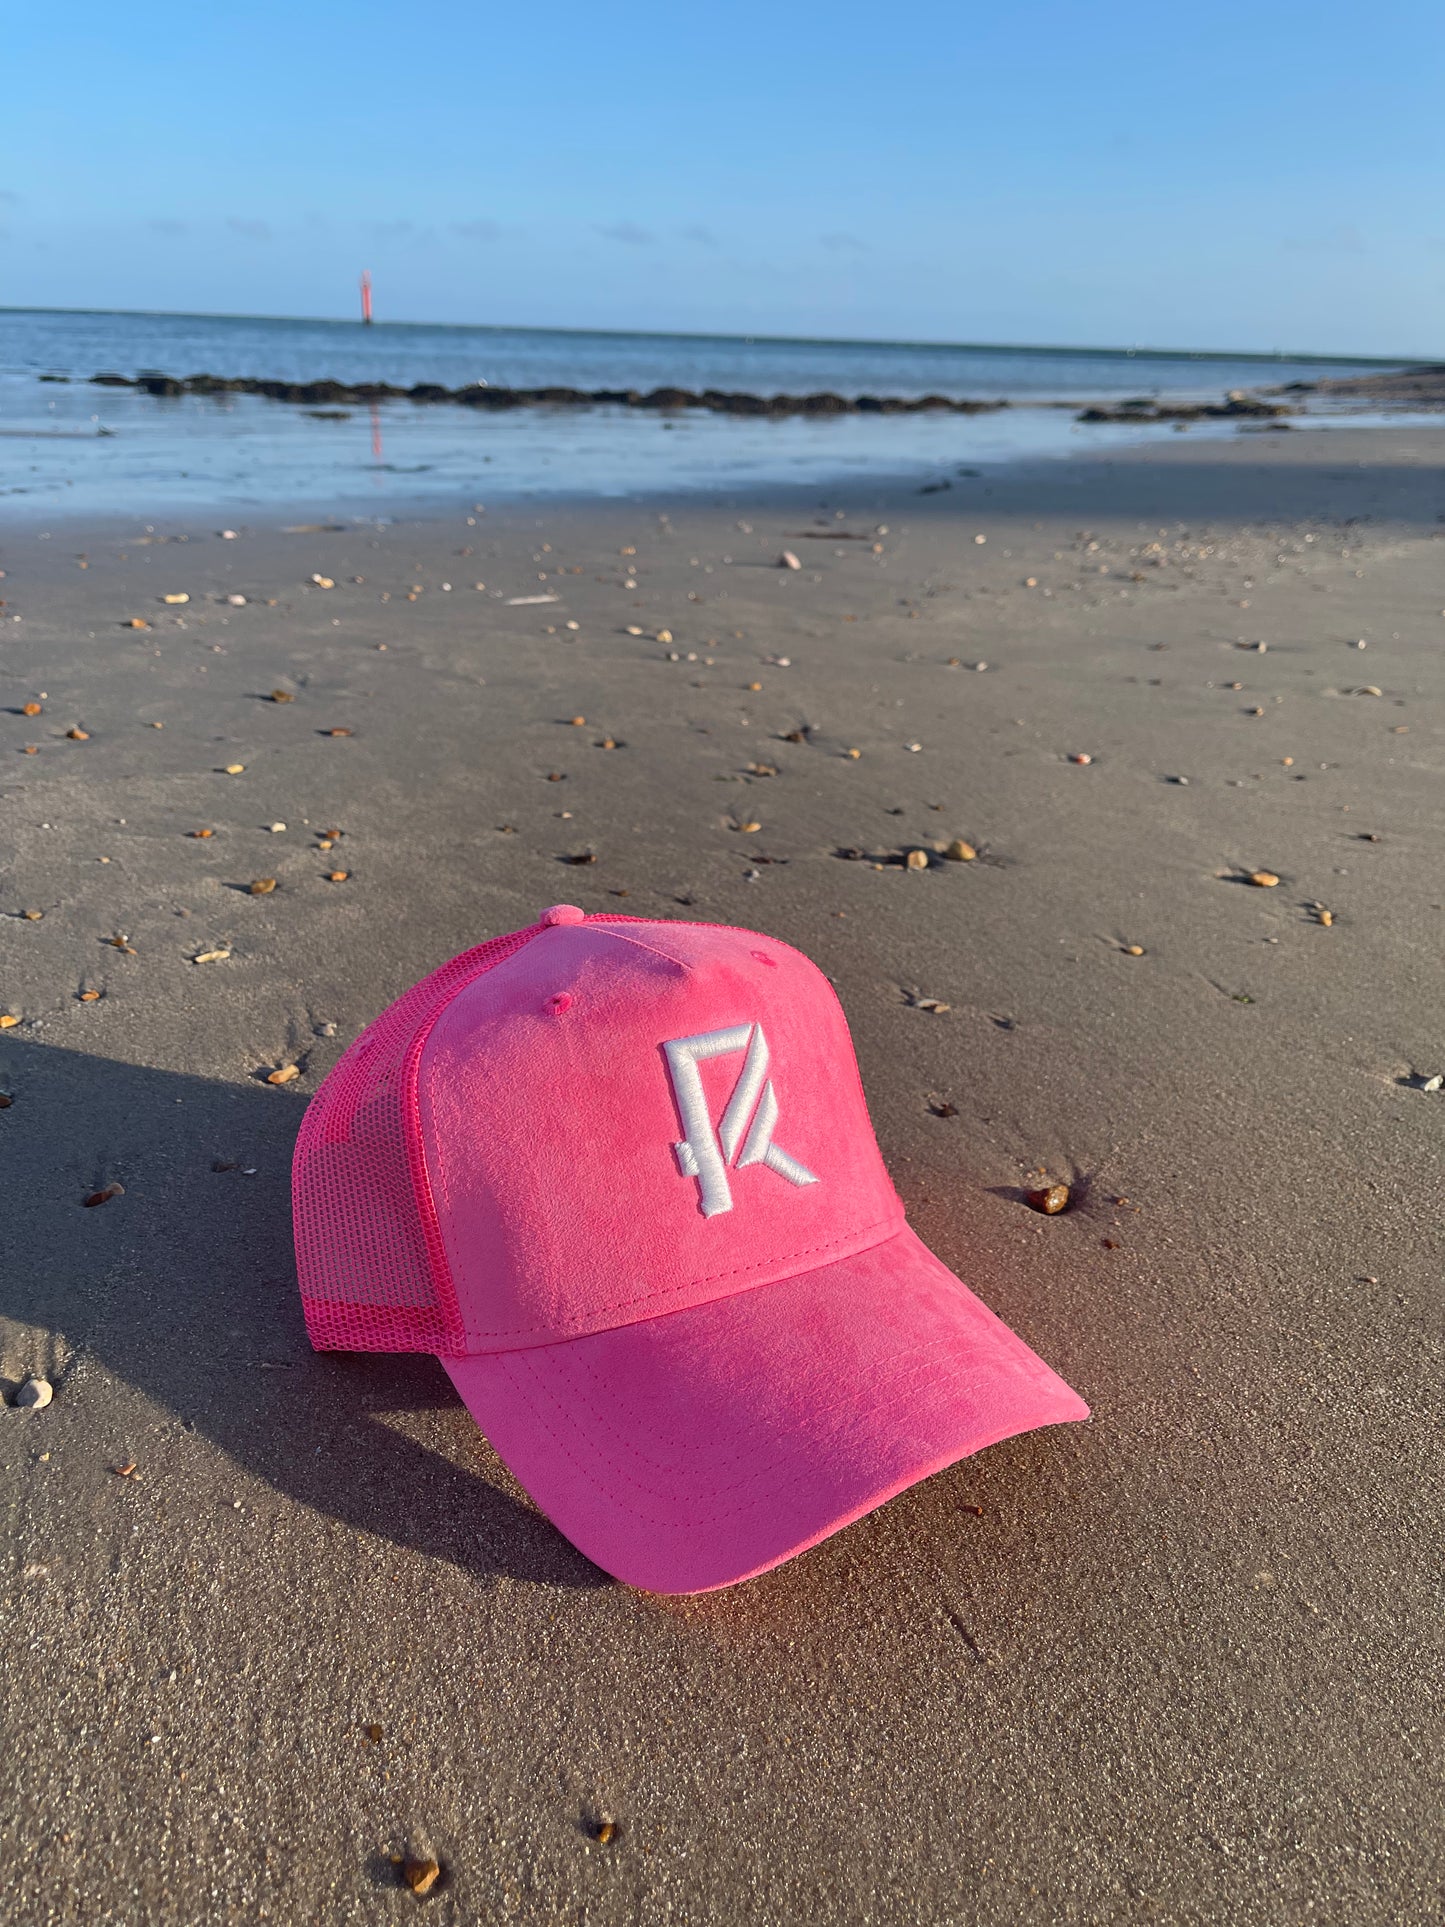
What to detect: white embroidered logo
<box><xmin>663</xmin><ymin>1022</ymin><xmax>818</xmax><ymax>1217</ymax></box>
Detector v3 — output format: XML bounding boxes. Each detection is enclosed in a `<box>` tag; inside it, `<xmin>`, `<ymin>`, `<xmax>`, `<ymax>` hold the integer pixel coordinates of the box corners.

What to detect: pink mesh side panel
<box><xmin>293</xmin><ymin>924</ymin><xmax>543</xmax><ymax>1353</ymax></box>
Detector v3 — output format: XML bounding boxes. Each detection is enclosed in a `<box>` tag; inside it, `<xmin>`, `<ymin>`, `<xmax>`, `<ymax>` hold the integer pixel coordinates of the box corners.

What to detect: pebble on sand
<box><xmin>1026</xmin><ymin>1183</ymin><xmax>1070</xmax><ymax>1215</ymax></box>
<box><xmin>1069</xmin><ymin>753</ymin><xmax>1093</xmax><ymax>765</ymax></box>
<box><xmin>13</xmin><ymin>1377</ymin><xmax>53</xmax><ymax>1410</ymax></box>
<box><xmin>779</xmin><ymin>551</ymin><xmax>802</xmax><ymax>570</ymax></box>
<box><xmin>1248</xmin><ymin>871</ymin><xmax>1280</xmax><ymax>887</ymax></box>
<box><xmin>401</xmin><ymin>1858</ymin><xmax>441</xmax><ymax>1895</ymax></box>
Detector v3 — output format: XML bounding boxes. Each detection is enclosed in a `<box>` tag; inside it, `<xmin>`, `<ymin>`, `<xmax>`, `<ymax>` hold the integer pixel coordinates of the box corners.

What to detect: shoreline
<box><xmin>3</xmin><ymin>411</ymin><xmax>1443</xmax><ymax>542</ymax></box>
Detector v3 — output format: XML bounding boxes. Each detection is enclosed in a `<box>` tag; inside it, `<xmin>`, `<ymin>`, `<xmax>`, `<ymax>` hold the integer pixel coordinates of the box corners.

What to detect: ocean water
<box><xmin>0</xmin><ymin>307</ymin><xmax>1401</xmax><ymax>519</ymax></box>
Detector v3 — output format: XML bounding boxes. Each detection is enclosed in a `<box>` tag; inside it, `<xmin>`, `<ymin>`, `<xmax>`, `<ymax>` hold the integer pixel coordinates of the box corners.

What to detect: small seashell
<box><xmin>1026</xmin><ymin>1183</ymin><xmax>1070</xmax><ymax>1215</ymax></box>
<box><xmin>266</xmin><ymin>1064</ymin><xmax>300</xmax><ymax>1085</ymax></box>
<box><xmin>247</xmin><ymin>878</ymin><xmax>277</xmax><ymax>895</ymax></box>
<box><xmin>67</xmin><ymin>727</ymin><xmax>90</xmax><ymax>741</ymax></box>
<box><xmin>780</xmin><ymin>551</ymin><xmax>802</xmax><ymax>570</ymax></box>
<box><xmin>1124</xmin><ymin>944</ymin><xmax>1145</xmax><ymax>956</ymax></box>
<box><xmin>943</xmin><ymin>839</ymin><xmax>976</xmax><ymax>862</ymax></box>
<box><xmin>1069</xmin><ymin>752</ymin><xmax>1092</xmax><ymax>765</ymax></box>
<box><xmin>1248</xmin><ymin>871</ymin><xmax>1280</xmax><ymax>887</ymax></box>
<box><xmin>905</xmin><ymin>849</ymin><xmax>929</xmax><ymax>870</ymax></box>
<box><xmin>14</xmin><ymin>1377</ymin><xmax>53</xmax><ymax>1410</ymax></box>
<box><xmin>268</xmin><ymin>689</ymin><xmax>294</xmax><ymax>703</ymax></box>
<box><xmin>162</xmin><ymin>592</ymin><xmax>189</xmax><ymax>605</ymax></box>
<box><xmin>310</xmin><ymin>574</ymin><xmax>334</xmax><ymax>589</ymax></box>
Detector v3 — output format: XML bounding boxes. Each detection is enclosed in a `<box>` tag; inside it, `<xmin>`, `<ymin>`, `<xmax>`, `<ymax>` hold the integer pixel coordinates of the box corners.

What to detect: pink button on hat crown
<box><xmin>292</xmin><ymin>907</ymin><xmax>1087</xmax><ymax>1592</ymax></box>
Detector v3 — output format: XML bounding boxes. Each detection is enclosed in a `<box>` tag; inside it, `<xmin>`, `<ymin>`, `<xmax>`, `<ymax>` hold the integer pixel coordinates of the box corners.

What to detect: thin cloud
<box><xmin>149</xmin><ymin>217</ymin><xmax>189</xmax><ymax>236</ymax></box>
<box><xmin>366</xmin><ymin>219</ymin><xmax>420</xmax><ymax>240</ymax></box>
<box><xmin>819</xmin><ymin>231</ymin><xmax>867</xmax><ymax>253</ymax></box>
<box><xmin>682</xmin><ymin>223</ymin><xmax>717</xmax><ymax>246</ymax></box>
<box><xmin>0</xmin><ymin>189</ymin><xmax>19</xmax><ymax>206</ymax></box>
<box><xmin>226</xmin><ymin>217</ymin><xmax>271</xmax><ymax>241</ymax></box>
<box><xmin>597</xmin><ymin>221</ymin><xmax>654</xmax><ymax>245</ymax></box>
<box><xmin>452</xmin><ymin>219</ymin><xmax>502</xmax><ymax>242</ymax></box>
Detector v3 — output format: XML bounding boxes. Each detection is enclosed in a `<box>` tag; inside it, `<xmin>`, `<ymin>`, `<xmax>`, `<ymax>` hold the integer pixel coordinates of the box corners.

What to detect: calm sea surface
<box><xmin>0</xmin><ymin>308</ymin><xmax>1403</xmax><ymax>518</ymax></box>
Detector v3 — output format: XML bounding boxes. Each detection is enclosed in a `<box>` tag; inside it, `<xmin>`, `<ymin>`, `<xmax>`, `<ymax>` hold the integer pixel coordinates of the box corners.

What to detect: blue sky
<box><xmin>5</xmin><ymin>0</ymin><xmax>1442</xmax><ymax>354</ymax></box>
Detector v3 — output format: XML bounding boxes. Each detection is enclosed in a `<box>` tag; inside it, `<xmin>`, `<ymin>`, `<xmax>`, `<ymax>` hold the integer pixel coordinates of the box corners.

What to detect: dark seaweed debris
<box><xmin>83</xmin><ymin>371</ymin><xmax>1013</xmax><ymax>419</ymax></box>
<box><xmin>1075</xmin><ymin>390</ymin><xmax>1291</xmax><ymax>423</ymax></box>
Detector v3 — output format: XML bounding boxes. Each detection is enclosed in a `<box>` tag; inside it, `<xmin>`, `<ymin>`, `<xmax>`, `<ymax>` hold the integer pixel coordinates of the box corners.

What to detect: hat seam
<box><xmin>443</xmin><ymin>1208</ymin><xmax>904</xmax><ymax>1345</ymax></box>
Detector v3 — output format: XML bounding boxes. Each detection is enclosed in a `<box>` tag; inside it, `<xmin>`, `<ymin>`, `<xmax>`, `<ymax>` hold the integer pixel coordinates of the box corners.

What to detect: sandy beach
<box><xmin>1</xmin><ymin>423</ymin><xmax>1441</xmax><ymax>1923</ymax></box>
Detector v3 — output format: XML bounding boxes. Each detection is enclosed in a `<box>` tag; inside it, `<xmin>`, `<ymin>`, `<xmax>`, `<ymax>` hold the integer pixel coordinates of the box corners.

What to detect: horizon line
<box><xmin>0</xmin><ymin>304</ymin><xmax>1417</xmax><ymax>369</ymax></box>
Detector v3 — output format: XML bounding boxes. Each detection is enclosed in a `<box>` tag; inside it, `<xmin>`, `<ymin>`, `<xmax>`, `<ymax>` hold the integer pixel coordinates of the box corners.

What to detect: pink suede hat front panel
<box><xmin>416</xmin><ymin>917</ymin><xmax>905</xmax><ymax>1354</ymax></box>
<box><xmin>443</xmin><ymin>1224</ymin><xmax>1090</xmax><ymax>1594</ymax></box>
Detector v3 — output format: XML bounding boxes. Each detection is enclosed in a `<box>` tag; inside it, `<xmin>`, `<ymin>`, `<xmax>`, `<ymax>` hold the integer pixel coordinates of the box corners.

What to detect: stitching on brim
<box><xmin>508</xmin><ymin>1314</ymin><xmax>1000</xmax><ymax>1483</ymax></box>
<box><xmin>490</xmin><ymin>1333</ymin><xmax>1009</xmax><ymax>1533</ymax></box>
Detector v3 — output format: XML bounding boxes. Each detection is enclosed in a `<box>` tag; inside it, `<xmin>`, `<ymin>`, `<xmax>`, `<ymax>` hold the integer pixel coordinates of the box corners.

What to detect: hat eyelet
<box><xmin>545</xmin><ymin>992</ymin><xmax>573</xmax><ymax>1015</ymax></box>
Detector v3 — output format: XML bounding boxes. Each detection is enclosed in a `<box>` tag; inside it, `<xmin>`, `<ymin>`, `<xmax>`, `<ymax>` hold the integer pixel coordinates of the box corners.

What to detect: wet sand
<box><xmin>1</xmin><ymin>426</ymin><xmax>1441</xmax><ymax>1924</ymax></box>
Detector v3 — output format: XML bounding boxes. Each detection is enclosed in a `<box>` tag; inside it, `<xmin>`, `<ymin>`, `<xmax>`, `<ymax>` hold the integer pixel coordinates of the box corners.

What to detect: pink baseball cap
<box><xmin>292</xmin><ymin>906</ymin><xmax>1087</xmax><ymax>1592</ymax></box>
